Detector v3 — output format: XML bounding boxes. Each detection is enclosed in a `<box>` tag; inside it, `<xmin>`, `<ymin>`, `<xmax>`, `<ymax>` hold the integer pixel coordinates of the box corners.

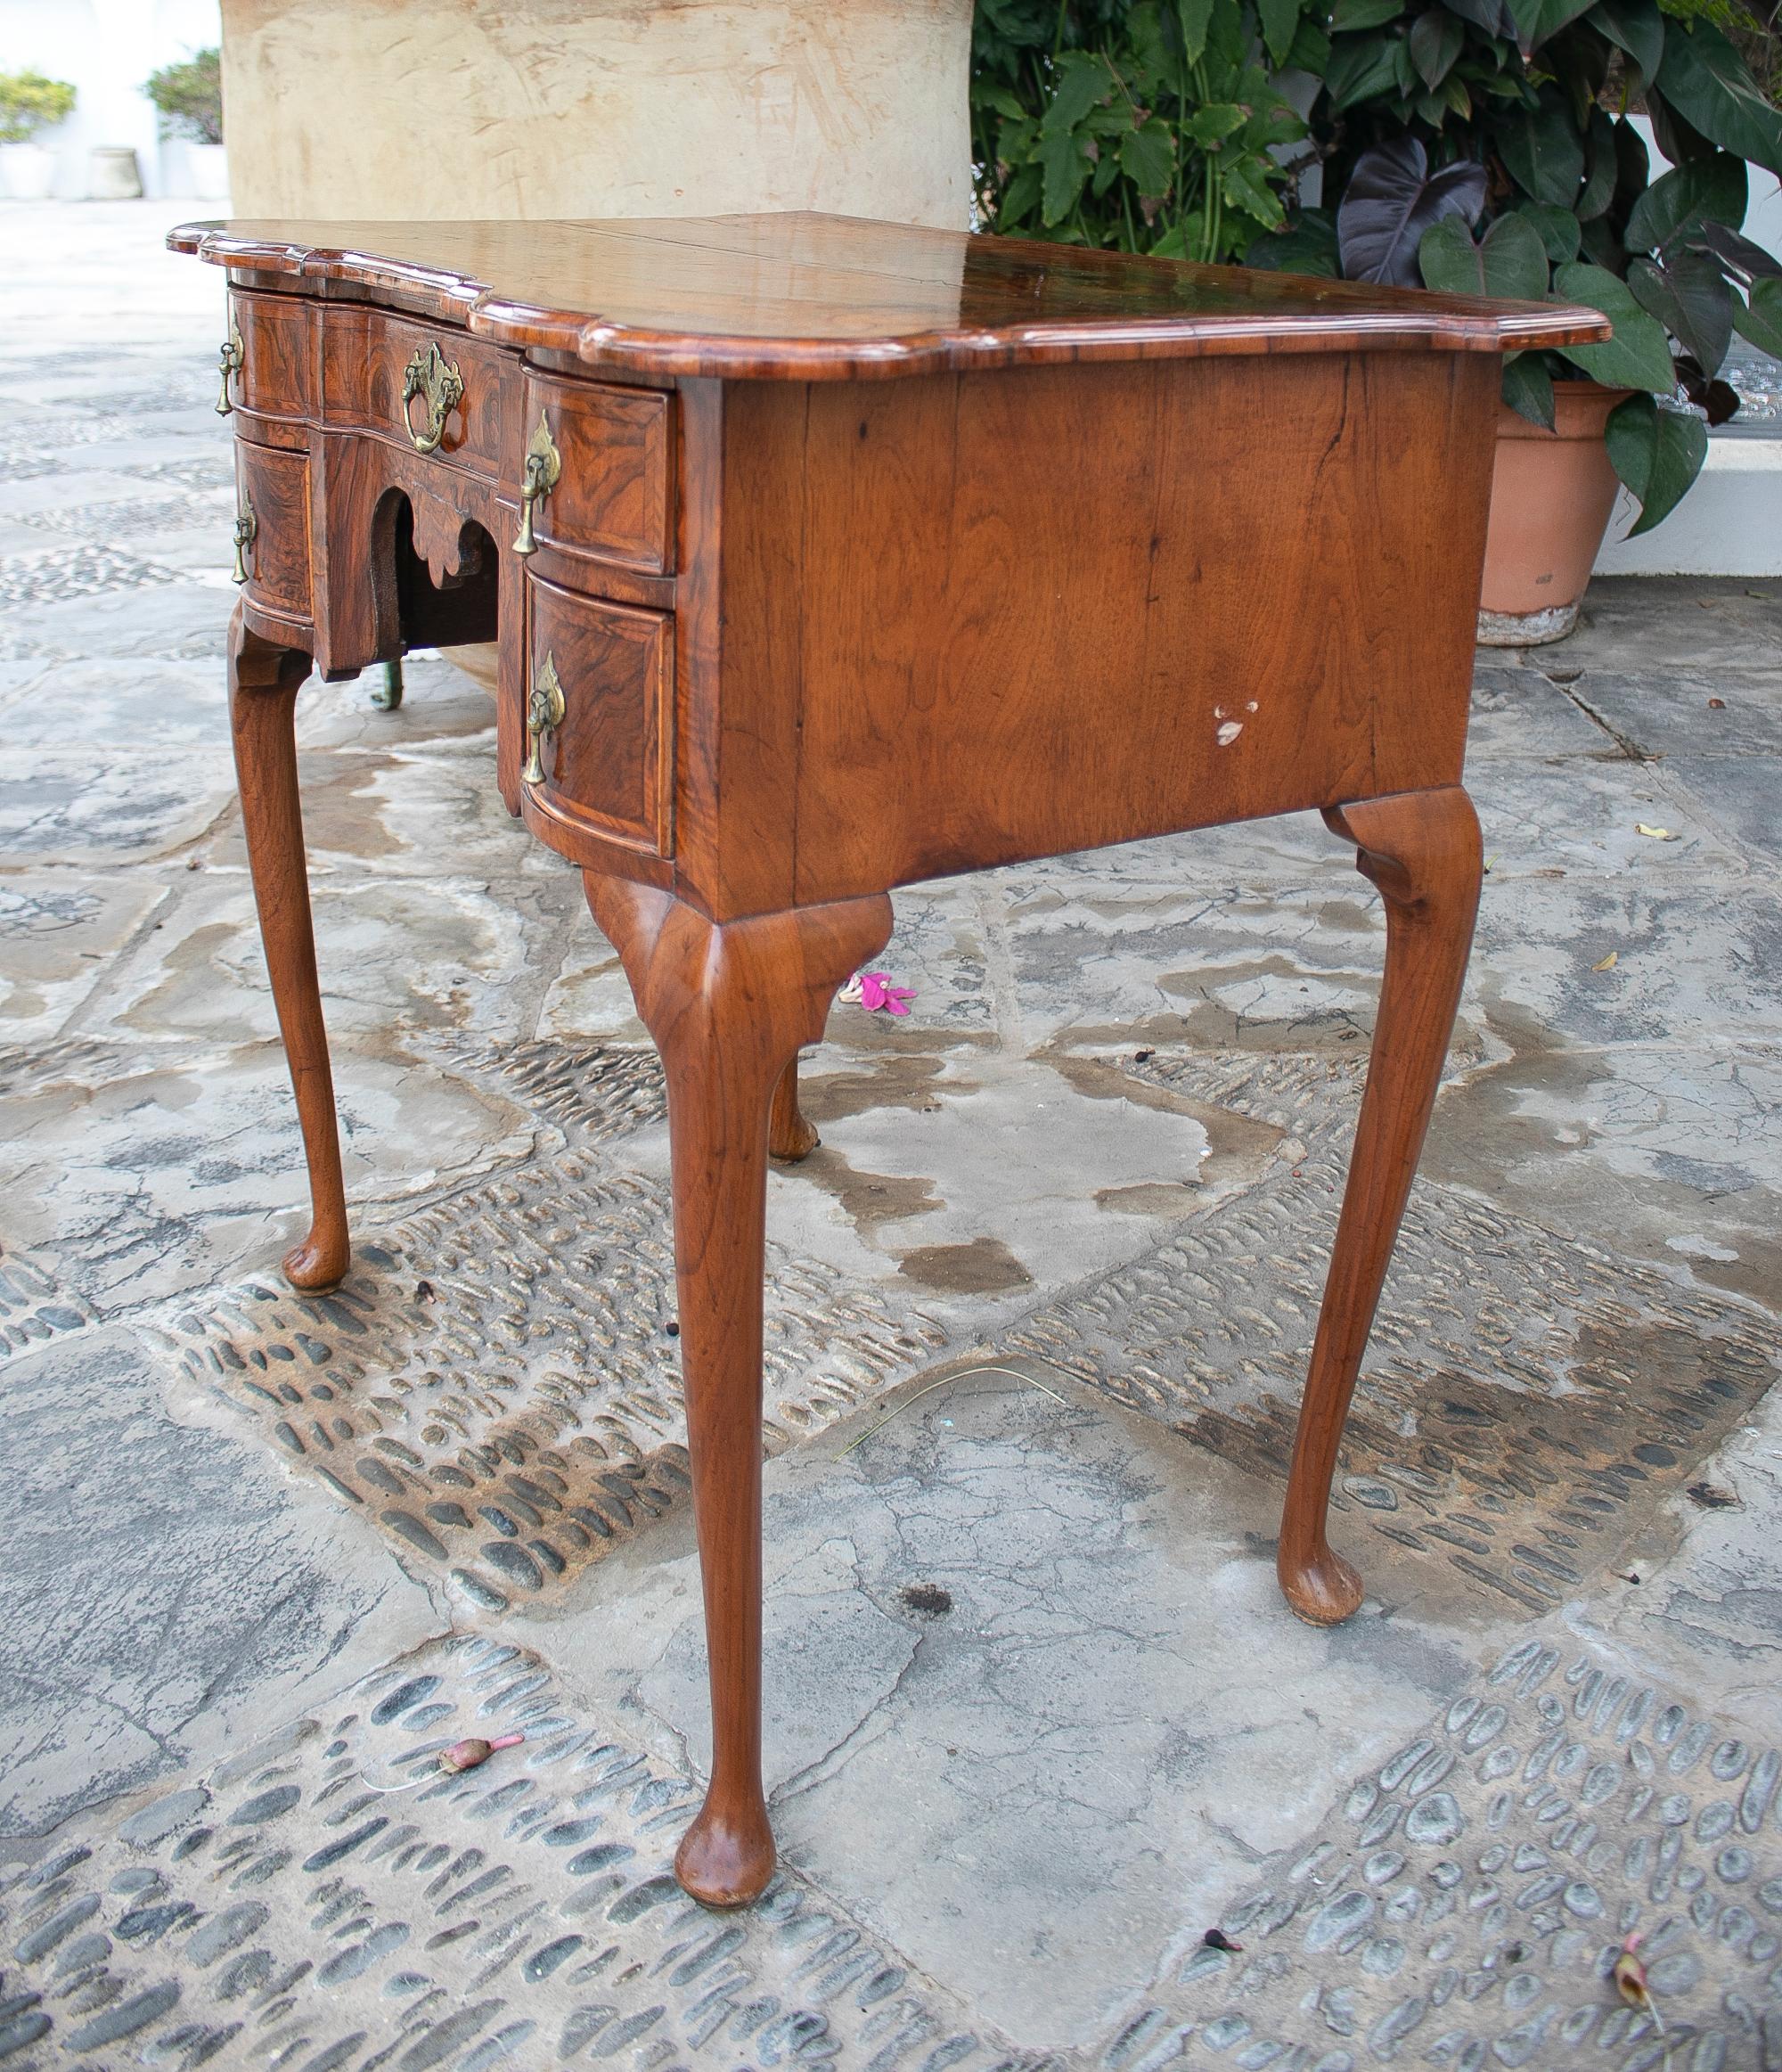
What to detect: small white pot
<box><xmin>87</xmin><ymin>145</ymin><xmax>143</xmax><ymax>200</ymax></box>
<box><xmin>189</xmin><ymin>141</ymin><xmax>230</xmax><ymax>201</ymax></box>
<box><xmin>0</xmin><ymin>143</ymin><xmax>55</xmax><ymax>201</ymax></box>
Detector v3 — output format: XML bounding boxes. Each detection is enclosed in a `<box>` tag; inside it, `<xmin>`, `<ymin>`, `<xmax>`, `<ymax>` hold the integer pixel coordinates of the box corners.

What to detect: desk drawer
<box><xmin>323</xmin><ymin>309</ymin><xmax>515</xmax><ymax>475</ymax></box>
<box><xmin>236</xmin><ymin>440</ymin><xmax>310</xmax><ymax>620</ymax></box>
<box><xmin>231</xmin><ymin>290</ymin><xmax>313</xmax><ymax>420</ymax></box>
<box><xmin>523</xmin><ymin>375</ymin><xmax>674</xmax><ymax>573</ymax></box>
<box><xmin>525</xmin><ymin>577</ymin><xmax>671</xmax><ymax>854</ymax></box>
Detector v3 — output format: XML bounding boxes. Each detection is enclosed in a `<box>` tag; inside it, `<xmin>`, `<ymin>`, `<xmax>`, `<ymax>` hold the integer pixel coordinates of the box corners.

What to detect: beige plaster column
<box><xmin>219</xmin><ymin>0</ymin><xmax>973</xmax><ymax>230</ymax></box>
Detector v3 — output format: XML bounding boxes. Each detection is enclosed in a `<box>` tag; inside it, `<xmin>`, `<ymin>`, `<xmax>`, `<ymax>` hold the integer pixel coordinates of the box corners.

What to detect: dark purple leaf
<box><xmin>1337</xmin><ymin>138</ymin><xmax>1488</xmax><ymax>284</ymax></box>
<box><xmin>1689</xmin><ymin>219</ymin><xmax>1782</xmax><ymax>282</ymax></box>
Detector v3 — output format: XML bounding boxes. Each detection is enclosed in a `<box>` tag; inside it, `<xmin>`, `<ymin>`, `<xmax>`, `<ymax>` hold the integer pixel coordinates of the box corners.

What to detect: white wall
<box><xmin>0</xmin><ymin>0</ymin><xmax>221</xmax><ymax>198</ymax></box>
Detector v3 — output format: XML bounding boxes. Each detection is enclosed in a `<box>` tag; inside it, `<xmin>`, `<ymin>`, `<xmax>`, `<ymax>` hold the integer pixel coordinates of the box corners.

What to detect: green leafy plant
<box><xmin>1248</xmin><ymin>0</ymin><xmax>1782</xmax><ymax>532</ymax></box>
<box><xmin>0</xmin><ymin>70</ymin><xmax>76</xmax><ymax>146</ymax></box>
<box><xmin>143</xmin><ymin>48</ymin><xmax>223</xmax><ymax>147</ymax></box>
<box><xmin>971</xmin><ymin>0</ymin><xmax>1331</xmax><ymax>262</ymax></box>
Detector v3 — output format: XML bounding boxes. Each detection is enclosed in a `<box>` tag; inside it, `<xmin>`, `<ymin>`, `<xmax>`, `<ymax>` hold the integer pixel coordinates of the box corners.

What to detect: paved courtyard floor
<box><xmin>1</xmin><ymin>201</ymin><xmax>1779</xmax><ymax>2071</ymax></box>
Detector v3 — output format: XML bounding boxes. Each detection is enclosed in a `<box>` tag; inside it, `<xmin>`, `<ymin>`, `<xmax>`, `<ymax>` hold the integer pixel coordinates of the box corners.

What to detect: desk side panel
<box><xmin>765</xmin><ymin>353</ymin><xmax>1493</xmax><ymax>907</ymax></box>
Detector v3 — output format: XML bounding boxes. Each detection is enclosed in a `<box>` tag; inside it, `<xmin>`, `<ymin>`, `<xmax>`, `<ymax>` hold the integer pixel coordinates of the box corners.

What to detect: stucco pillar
<box><xmin>219</xmin><ymin>0</ymin><xmax>973</xmax><ymax>230</ymax></box>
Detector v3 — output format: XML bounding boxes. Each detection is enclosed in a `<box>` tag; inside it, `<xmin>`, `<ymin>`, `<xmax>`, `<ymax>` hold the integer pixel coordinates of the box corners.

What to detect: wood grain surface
<box><xmin>180</xmin><ymin>214</ymin><xmax>1538</xmax><ymax>1909</ymax></box>
<box><xmin>169</xmin><ymin>210</ymin><xmax>1608</xmax><ymax>380</ymax></box>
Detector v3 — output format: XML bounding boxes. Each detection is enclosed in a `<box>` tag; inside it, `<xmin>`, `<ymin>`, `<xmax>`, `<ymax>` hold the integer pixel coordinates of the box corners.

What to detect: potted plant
<box><xmin>0</xmin><ymin>70</ymin><xmax>75</xmax><ymax>201</ymax></box>
<box><xmin>144</xmin><ymin>47</ymin><xmax>226</xmax><ymax>201</ymax></box>
<box><xmin>1247</xmin><ymin>0</ymin><xmax>1782</xmax><ymax>643</ymax></box>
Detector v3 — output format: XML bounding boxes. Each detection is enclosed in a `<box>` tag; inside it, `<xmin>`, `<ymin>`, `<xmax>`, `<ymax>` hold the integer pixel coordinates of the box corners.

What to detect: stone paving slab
<box><xmin>540</xmin><ymin>1368</ymin><xmax>1486</xmax><ymax>2053</ymax></box>
<box><xmin>0</xmin><ymin>1329</ymin><xmax>437</xmax><ymax>1854</ymax></box>
<box><xmin>0</xmin><ymin>1037</ymin><xmax>544</xmax><ymax>1314</ymax></box>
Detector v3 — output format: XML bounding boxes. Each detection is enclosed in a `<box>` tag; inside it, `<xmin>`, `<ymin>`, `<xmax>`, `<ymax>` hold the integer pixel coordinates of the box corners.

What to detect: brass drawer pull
<box><xmin>216</xmin><ymin>312</ymin><xmax>242</xmax><ymax>415</ymax></box>
<box><xmin>523</xmin><ymin>650</ymin><xmax>565</xmax><ymax>784</ymax></box>
<box><xmin>512</xmin><ymin>413</ymin><xmax>561</xmax><ymax>557</ymax></box>
<box><xmin>400</xmin><ymin>342</ymin><xmax>465</xmax><ymax>455</ymax></box>
<box><xmin>230</xmin><ymin>494</ymin><xmax>257</xmax><ymax>585</ymax></box>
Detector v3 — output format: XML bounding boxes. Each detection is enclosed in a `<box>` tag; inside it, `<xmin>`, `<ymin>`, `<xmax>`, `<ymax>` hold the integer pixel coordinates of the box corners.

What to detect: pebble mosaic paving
<box><xmin>1</xmin><ymin>1639</ymin><xmax>1778</xmax><ymax>2070</ymax></box>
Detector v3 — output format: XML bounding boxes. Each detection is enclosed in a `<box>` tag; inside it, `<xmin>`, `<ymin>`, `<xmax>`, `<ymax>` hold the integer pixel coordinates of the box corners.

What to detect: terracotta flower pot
<box><xmin>1477</xmin><ymin>380</ymin><xmax>1632</xmax><ymax>648</ymax></box>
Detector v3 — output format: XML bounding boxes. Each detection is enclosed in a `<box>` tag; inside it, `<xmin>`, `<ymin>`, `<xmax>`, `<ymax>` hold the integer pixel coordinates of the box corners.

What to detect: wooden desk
<box><xmin>169</xmin><ymin>212</ymin><xmax>1603</xmax><ymax>1907</ymax></box>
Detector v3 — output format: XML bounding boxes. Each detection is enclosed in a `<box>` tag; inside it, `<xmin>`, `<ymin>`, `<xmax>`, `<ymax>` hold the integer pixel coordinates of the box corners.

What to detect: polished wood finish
<box><xmin>320</xmin><ymin>306</ymin><xmax>519</xmax><ymax>478</ymax></box>
<box><xmin>176</xmin><ymin>213</ymin><xmax>1598</xmax><ymax>1906</ymax></box>
<box><xmin>767</xmin><ymin>1059</ymin><xmax>821</xmax><ymax>1163</ymax></box>
<box><xmin>231</xmin><ymin>287</ymin><xmax>313</xmax><ymax>421</ymax></box>
<box><xmin>1279</xmin><ymin>787</ymin><xmax>1484</xmax><ymax>1625</ymax></box>
<box><xmin>524</xmin><ymin>373</ymin><xmax>674</xmax><ymax>573</ymax></box>
<box><xmin>227</xmin><ymin>608</ymin><xmax>348</xmax><ymax>1292</ymax></box>
<box><xmin>524</xmin><ymin>578</ymin><xmax>672</xmax><ymax>856</ymax></box>
<box><xmin>170</xmin><ymin>210</ymin><xmax>1606</xmax><ymax>381</ymax></box>
<box><xmin>584</xmin><ymin>875</ymin><xmax>892</xmax><ymax>1905</ymax></box>
<box><xmin>234</xmin><ymin>440</ymin><xmax>312</xmax><ymax>624</ymax></box>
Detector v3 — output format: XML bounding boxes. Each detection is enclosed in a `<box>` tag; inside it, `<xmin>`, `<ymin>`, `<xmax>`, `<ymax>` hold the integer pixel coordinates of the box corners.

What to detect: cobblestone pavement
<box><xmin>1</xmin><ymin>201</ymin><xmax>1778</xmax><ymax>2069</ymax></box>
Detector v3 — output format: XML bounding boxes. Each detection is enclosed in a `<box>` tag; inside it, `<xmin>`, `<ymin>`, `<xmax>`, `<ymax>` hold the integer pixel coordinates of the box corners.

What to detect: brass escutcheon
<box><xmin>230</xmin><ymin>494</ymin><xmax>257</xmax><ymax>586</ymax></box>
<box><xmin>522</xmin><ymin>650</ymin><xmax>566</xmax><ymax>785</ymax></box>
<box><xmin>400</xmin><ymin>342</ymin><xmax>465</xmax><ymax>455</ymax></box>
<box><xmin>512</xmin><ymin>413</ymin><xmax>562</xmax><ymax>557</ymax></box>
<box><xmin>216</xmin><ymin>312</ymin><xmax>242</xmax><ymax>415</ymax></box>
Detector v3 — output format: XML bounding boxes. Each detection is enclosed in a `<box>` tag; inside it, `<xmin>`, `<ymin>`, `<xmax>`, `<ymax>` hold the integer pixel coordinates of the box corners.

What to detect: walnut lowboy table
<box><xmin>170</xmin><ymin>212</ymin><xmax>1606</xmax><ymax>1907</ymax></box>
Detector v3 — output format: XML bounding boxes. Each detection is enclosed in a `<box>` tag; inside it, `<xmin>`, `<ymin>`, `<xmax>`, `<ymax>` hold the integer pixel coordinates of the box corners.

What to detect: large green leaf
<box><xmin>1040</xmin><ymin>51</ymin><xmax>1113</xmax><ymax>138</ymax></box>
<box><xmin>1118</xmin><ymin>119</ymin><xmax>1177</xmax><ymax>199</ymax></box>
<box><xmin>1500</xmin><ymin>91</ymin><xmax>1586</xmax><ymax>206</ymax></box>
<box><xmin>1178</xmin><ymin>0</ymin><xmax>1216</xmax><ymax>64</ymax></box>
<box><xmin>1126</xmin><ymin>0</ymin><xmax>1173</xmax><ymax>92</ymax></box>
<box><xmin>1245</xmin><ymin>210</ymin><xmax>1341</xmax><ymax>275</ymax></box>
<box><xmin>1441</xmin><ymin>0</ymin><xmax>1516</xmax><ymax>35</ymax></box>
<box><xmin>1326</xmin><ymin>34</ymin><xmax>1405</xmax><ymax>107</ymax></box>
<box><xmin>1589</xmin><ymin>0</ymin><xmax>1663</xmax><ymax>95</ymax></box>
<box><xmin>1039</xmin><ymin>128</ymin><xmax>1093</xmax><ymax>225</ymax></box>
<box><xmin>1629</xmin><ymin>252</ymin><xmax>1735</xmax><ymax>373</ymax></box>
<box><xmin>1734</xmin><ymin>277</ymin><xmax>1782</xmax><ymax>358</ymax></box>
<box><xmin>1553</xmin><ymin>261</ymin><xmax>1679</xmax><ymax>389</ymax></box>
<box><xmin>1655</xmin><ymin>21</ymin><xmax>1782</xmax><ymax>181</ymax></box>
<box><xmin>1331</xmin><ymin>0</ymin><xmax>1406</xmax><ymax>27</ymax></box>
<box><xmin>1517</xmin><ymin>201</ymin><xmax>1582</xmax><ymax>262</ymax></box>
<box><xmin>1507</xmin><ymin>0</ymin><xmax>1596</xmax><ymax>51</ymax></box>
<box><xmin>1258</xmin><ymin>0</ymin><xmax>1304</xmax><ymax>67</ymax></box>
<box><xmin>997</xmin><ymin>161</ymin><xmax>1042</xmax><ymax>231</ymax></box>
<box><xmin>1410</xmin><ymin>7</ymin><xmax>1465</xmax><ymax>86</ymax></box>
<box><xmin>1222</xmin><ymin>153</ymin><xmax>1287</xmax><ymax>231</ymax></box>
<box><xmin>1502</xmin><ymin>351</ymin><xmax>1557</xmax><ymax>427</ymax></box>
<box><xmin>1604</xmin><ymin>391</ymin><xmax>1708</xmax><ymax>534</ymax></box>
<box><xmin>1625</xmin><ymin>156</ymin><xmax>1749</xmax><ymax>252</ymax></box>
<box><xmin>1184</xmin><ymin>103</ymin><xmax>1247</xmax><ymax>147</ymax></box>
<box><xmin>1576</xmin><ymin>107</ymin><xmax>1618</xmax><ymax>223</ymax></box>
<box><xmin>1418</xmin><ymin>210</ymin><xmax>1551</xmax><ymax>297</ymax></box>
<box><xmin>1287</xmin><ymin>17</ymin><xmax>1333</xmax><ymax>68</ymax></box>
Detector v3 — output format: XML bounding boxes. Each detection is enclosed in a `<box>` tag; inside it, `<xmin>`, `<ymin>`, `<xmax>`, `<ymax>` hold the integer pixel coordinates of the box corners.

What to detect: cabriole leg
<box><xmin>584</xmin><ymin>873</ymin><xmax>893</xmax><ymax>1905</ymax></box>
<box><xmin>1278</xmin><ymin>784</ymin><xmax>1484</xmax><ymax>1626</ymax></box>
<box><xmin>228</xmin><ymin>606</ymin><xmax>349</xmax><ymax>1291</ymax></box>
<box><xmin>767</xmin><ymin>1057</ymin><xmax>820</xmax><ymax>1161</ymax></box>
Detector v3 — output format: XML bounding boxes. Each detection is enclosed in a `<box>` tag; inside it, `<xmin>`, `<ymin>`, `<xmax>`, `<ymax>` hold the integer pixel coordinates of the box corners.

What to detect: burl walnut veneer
<box><xmin>171</xmin><ymin>210</ymin><xmax>1606</xmax><ymax>1908</ymax></box>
